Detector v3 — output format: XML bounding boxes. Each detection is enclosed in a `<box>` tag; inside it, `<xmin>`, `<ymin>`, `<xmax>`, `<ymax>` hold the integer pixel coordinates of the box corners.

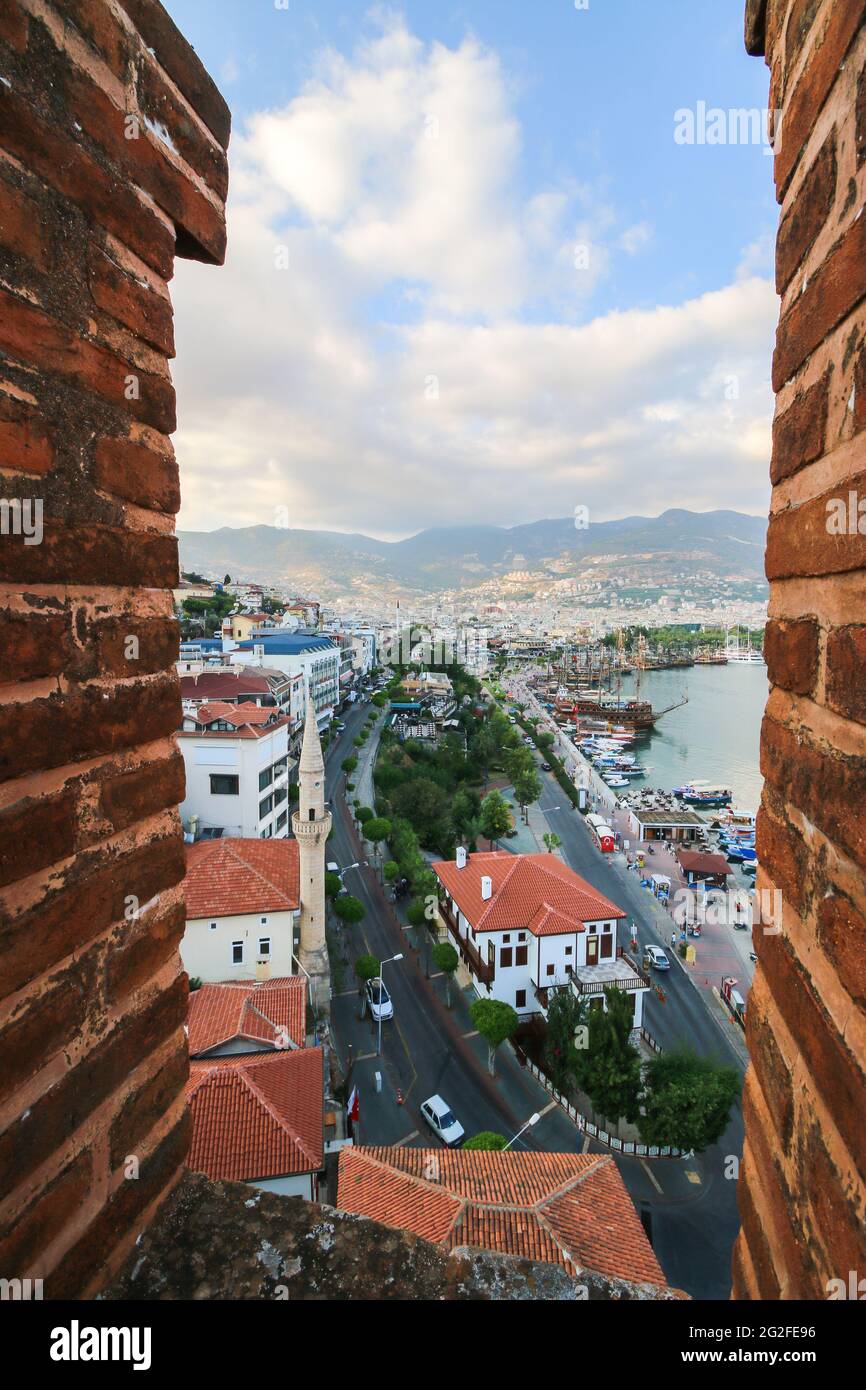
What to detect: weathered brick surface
<box><xmin>762</xmin><ymin>616</ymin><xmax>819</xmax><ymax>693</ymax></box>
<box><xmin>769</xmin><ymin>368</ymin><xmax>830</xmax><ymax>482</ymax></box>
<box><xmin>775</xmin><ymin>128</ymin><xmax>836</xmax><ymax>293</ymax></box>
<box><xmin>737</xmin><ymin>0</ymin><xmax>866</xmax><ymax>1300</ymax></box>
<box><xmin>0</xmin><ymin>0</ymin><xmax>228</xmax><ymax>1295</ymax></box>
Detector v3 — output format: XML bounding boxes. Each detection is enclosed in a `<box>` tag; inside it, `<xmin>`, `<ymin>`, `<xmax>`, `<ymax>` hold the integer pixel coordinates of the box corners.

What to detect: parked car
<box><xmin>365</xmin><ymin>977</ymin><xmax>393</xmax><ymax>1022</ymax></box>
<box><xmin>420</xmin><ymin>1094</ymin><xmax>465</xmax><ymax>1147</ymax></box>
<box><xmin>644</xmin><ymin>946</ymin><xmax>670</xmax><ymax>971</ymax></box>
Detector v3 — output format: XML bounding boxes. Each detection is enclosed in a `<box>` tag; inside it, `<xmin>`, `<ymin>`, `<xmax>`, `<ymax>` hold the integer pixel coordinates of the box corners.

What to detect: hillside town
<box><xmin>165</xmin><ymin>575</ymin><xmax>769</xmax><ymax>1299</ymax></box>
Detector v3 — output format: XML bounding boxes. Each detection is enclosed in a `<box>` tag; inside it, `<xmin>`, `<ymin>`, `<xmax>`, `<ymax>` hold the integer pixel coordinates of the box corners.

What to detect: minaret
<box><xmin>292</xmin><ymin>693</ymin><xmax>332</xmax><ymax>1015</ymax></box>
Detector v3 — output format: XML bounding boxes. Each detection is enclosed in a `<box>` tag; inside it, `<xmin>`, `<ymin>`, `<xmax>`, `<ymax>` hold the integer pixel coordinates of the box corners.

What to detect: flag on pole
<box><xmin>347</xmin><ymin>1086</ymin><xmax>359</xmax><ymax>1124</ymax></box>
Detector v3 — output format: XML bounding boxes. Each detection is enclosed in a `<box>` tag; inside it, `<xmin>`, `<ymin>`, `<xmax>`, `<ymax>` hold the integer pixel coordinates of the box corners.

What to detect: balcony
<box><xmin>566</xmin><ymin>948</ymin><xmax>651</xmax><ymax>998</ymax></box>
<box><xmin>439</xmin><ymin>901</ymin><xmax>495</xmax><ymax>986</ymax></box>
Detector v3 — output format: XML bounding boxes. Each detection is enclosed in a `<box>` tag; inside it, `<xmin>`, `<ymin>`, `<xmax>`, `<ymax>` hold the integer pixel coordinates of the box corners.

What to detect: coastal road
<box><xmin>321</xmin><ymin>694</ymin><xmax>743</xmax><ymax>1298</ymax></box>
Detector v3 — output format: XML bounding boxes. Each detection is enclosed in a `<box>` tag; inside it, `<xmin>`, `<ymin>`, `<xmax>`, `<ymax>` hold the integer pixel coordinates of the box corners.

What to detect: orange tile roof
<box><xmin>188</xmin><ymin>978</ymin><xmax>307</xmax><ymax>1056</ymax></box>
<box><xmin>338</xmin><ymin>1149</ymin><xmax>667</xmax><ymax>1286</ymax></box>
<box><xmin>433</xmin><ymin>852</ymin><xmax>625</xmax><ymax>935</ymax></box>
<box><xmin>185</xmin><ymin>838</ymin><xmax>300</xmax><ymax>919</ymax></box>
<box><xmin>178</xmin><ymin>701</ymin><xmax>289</xmax><ymax>740</ymax></box>
<box><xmin>187</xmin><ymin>1047</ymin><xmax>323</xmax><ymax>1182</ymax></box>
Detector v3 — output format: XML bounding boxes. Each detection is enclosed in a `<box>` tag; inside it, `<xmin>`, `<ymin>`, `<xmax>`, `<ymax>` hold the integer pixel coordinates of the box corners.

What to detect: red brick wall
<box><xmin>736</xmin><ymin>0</ymin><xmax>866</xmax><ymax>1298</ymax></box>
<box><xmin>0</xmin><ymin>0</ymin><xmax>228</xmax><ymax>1296</ymax></box>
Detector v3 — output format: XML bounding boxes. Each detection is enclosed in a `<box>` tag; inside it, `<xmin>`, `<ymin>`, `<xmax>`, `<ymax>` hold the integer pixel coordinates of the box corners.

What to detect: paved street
<box><xmin>321</xmin><ymin>696</ymin><xmax>744</xmax><ymax>1298</ymax></box>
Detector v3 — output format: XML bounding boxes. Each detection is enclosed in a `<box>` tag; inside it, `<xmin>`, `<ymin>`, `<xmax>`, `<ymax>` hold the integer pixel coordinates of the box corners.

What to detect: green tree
<box><xmin>544</xmin><ymin>988</ymin><xmax>587</xmax><ymax>1093</ymax></box>
<box><xmin>513</xmin><ymin>764</ymin><xmax>542</xmax><ymax>824</ymax></box>
<box><xmin>432</xmin><ymin>940</ymin><xmax>459</xmax><ymax>1007</ymax></box>
<box><xmin>543</xmin><ymin>832</ymin><xmax>562</xmax><ymax>854</ymax></box>
<box><xmin>325</xmin><ymin>871</ymin><xmax>342</xmax><ymax>900</ymax></box>
<box><xmin>639</xmin><ymin>1049</ymin><xmax>741</xmax><ymax>1153</ymax></box>
<box><xmin>334</xmin><ymin>895</ymin><xmax>366</xmax><ymax>924</ymax></box>
<box><xmin>479</xmin><ymin>789</ymin><xmax>512</xmax><ymax>847</ymax></box>
<box><xmin>354</xmin><ymin>953</ymin><xmax>380</xmax><ymax>981</ymax></box>
<box><xmin>341</xmin><ymin>755</ymin><xmax>358</xmax><ymax>776</ymax></box>
<box><xmin>356</xmin><ymin>806</ymin><xmax>374</xmax><ymax>825</ymax></box>
<box><xmin>470</xmin><ymin>997</ymin><xmax>519</xmax><ymax>1076</ymax></box>
<box><xmin>464</xmin><ymin>1132</ymin><xmax>508</xmax><ymax>1151</ymax></box>
<box><xmin>372</xmin><ymin>692</ymin><xmax>387</xmax><ymax>707</ymax></box>
<box><xmin>383</xmin><ymin>860</ymin><xmax>399</xmax><ymax>886</ymax></box>
<box><xmin>364</xmin><ymin>816</ymin><xmax>392</xmax><ymax>874</ymax></box>
<box><xmin>574</xmin><ymin>986</ymin><xmax>642</xmax><ymax>1128</ymax></box>
<box><xmin>406</xmin><ymin>897</ymin><xmax>427</xmax><ymax>928</ymax></box>
<box><xmin>452</xmin><ymin>787</ymin><xmax>481</xmax><ymax>844</ymax></box>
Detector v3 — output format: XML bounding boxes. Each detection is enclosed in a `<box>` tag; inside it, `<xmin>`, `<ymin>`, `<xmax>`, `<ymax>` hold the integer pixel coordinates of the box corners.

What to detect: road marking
<box><xmin>462</xmin><ymin>1029</ymin><xmax>479</xmax><ymax>1038</ymax></box>
<box><xmin>393</xmin><ymin>1130</ymin><xmax>419</xmax><ymax>1147</ymax></box>
<box><xmin>355</xmin><ymin>1052</ymin><xmax>378</xmax><ymax>1061</ymax></box>
<box><xmin>640</xmin><ymin>1159</ymin><xmax>664</xmax><ymax>1195</ymax></box>
<box><xmin>684</xmin><ymin>1170</ymin><xmax>702</xmax><ymax>1185</ymax></box>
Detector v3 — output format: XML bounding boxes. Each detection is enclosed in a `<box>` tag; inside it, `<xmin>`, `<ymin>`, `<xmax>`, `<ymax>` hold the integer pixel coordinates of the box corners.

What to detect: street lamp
<box><xmin>377</xmin><ymin>953</ymin><xmax>403</xmax><ymax>1056</ymax></box>
<box><xmin>503</xmin><ymin>1111</ymin><xmax>541</xmax><ymax>1151</ymax></box>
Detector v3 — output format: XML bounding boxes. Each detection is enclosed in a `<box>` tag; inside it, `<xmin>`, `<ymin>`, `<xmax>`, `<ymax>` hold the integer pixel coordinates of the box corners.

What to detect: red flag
<box><xmin>347</xmin><ymin>1086</ymin><xmax>359</xmax><ymax>1123</ymax></box>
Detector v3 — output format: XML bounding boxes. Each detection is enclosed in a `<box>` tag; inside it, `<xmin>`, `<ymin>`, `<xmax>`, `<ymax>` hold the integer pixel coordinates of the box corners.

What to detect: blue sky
<box><xmin>163</xmin><ymin>1</ymin><xmax>778</xmax><ymax>538</ymax></box>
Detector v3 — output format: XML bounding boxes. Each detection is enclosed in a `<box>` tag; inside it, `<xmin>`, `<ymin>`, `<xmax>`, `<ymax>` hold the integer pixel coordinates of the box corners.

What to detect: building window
<box><xmin>518</xmin><ymin>932</ymin><xmax>526</xmax><ymax>942</ymax></box>
<box><xmin>565</xmin><ymin>945</ymin><xmax>573</xmax><ymax>956</ymax></box>
<box><xmin>274</xmin><ymin>785</ymin><xmax>287</xmax><ymax>806</ymax></box>
<box><xmin>259</xmin><ymin>794</ymin><xmax>273</xmax><ymax>818</ymax></box>
<box><xmin>515</xmin><ymin>945</ymin><xmax>528</xmax><ymax>967</ymax></box>
<box><xmin>210</xmin><ymin>774</ymin><xmax>239</xmax><ymax>795</ymax></box>
<box><xmin>515</xmin><ymin>989</ymin><xmax>526</xmax><ymax>1009</ymax></box>
<box><xmin>259</xmin><ymin>767</ymin><xmax>272</xmax><ymax>793</ymax></box>
<box><xmin>277</xmin><ymin>811</ymin><xmax>288</xmax><ymax>831</ymax></box>
<box><xmin>500</xmin><ymin>947</ymin><xmax>513</xmax><ymax>967</ymax></box>
<box><xmin>231</xmin><ymin>941</ymin><xmax>243</xmax><ymax>965</ymax></box>
<box><xmin>209</xmin><ymin>922</ymin><xmax>217</xmax><ymax>932</ymax></box>
<box><xmin>546</xmin><ymin>963</ymin><xmax>555</xmax><ymax>977</ymax></box>
<box><xmin>261</xmin><ymin>917</ymin><xmax>268</xmax><ymax>925</ymax></box>
<box><xmin>600</xmin><ymin>935</ymin><xmax>614</xmax><ymax>960</ymax></box>
<box><xmin>502</xmin><ymin>934</ymin><xmax>511</xmax><ymax>943</ymax></box>
<box><xmin>258</xmin><ymin>938</ymin><xmax>271</xmax><ymax>956</ymax></box>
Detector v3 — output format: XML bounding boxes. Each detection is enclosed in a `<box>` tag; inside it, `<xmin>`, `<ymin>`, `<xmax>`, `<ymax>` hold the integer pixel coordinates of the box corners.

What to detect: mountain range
<box><xmin>177</xmin><ymin>509</ymin><xmax>768</xmax><ymax>600</ymax></box>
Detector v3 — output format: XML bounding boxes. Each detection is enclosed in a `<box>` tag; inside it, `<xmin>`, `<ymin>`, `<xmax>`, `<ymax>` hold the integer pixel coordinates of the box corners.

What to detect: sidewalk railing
<box><xmin>510</xmin><ymin>1029</ymin><xmax>685</xmax><ymax>1159</ymax></box>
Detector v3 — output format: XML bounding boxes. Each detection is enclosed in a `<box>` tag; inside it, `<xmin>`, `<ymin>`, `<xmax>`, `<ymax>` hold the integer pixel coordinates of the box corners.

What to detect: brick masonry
<box><xmin>0</xmin><ymin>0</ymin><xmax>228</xmax><ymax>1296</ymax></box>
<box><xmin>738</xmin><ymin>1</ymin><xmax>866</xmax><ymax>1298</ymax></box>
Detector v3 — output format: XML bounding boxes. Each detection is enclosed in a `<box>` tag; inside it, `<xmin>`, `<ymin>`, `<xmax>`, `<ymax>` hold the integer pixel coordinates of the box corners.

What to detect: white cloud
<box><xmin>170</xmin><ymin>16</ymin><xmax>777</xmax><ymax>540</ymax></box>
<box><xmin>619</xmin><ymin>220</ymin><xmax>652</xmax><ymax>254</ymax></box>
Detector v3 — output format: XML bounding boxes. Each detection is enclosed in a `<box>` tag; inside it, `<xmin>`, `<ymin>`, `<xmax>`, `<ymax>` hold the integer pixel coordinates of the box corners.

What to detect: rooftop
<box><xmin>235</xmin><ymin>634</ymin><xmax>339</xmax><ymax>655</ymax></box>
<box><xmin>338</xmin><ymin>1149</ymin><xmax>669</xmax><ymax>1288</ymax></box>
<box><xmin>187</xmin><ymin>1048</ymin><xmax>323</xmax><ymax>1182</ymax></box>
<box><xmin>433</xmin><ymin>851</ymin><xmax>626</xmax><ymax>934</ymax></box>
<box><xmin>185</xmin><ymin>838</ymin><xmax>300</xmax><ymax>919</ymax></box>
<box><xmin>188</xmin><ymin>978</ymin><xmax>307</xmax><ymax>1056</ymax></box>
<box><xmin>677</xmin><ymin>850</ymin><xmax>731</xmax><ymax>875</ymax></box>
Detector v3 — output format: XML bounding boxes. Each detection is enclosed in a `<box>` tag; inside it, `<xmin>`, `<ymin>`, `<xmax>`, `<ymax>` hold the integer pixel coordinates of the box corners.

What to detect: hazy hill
<box><xmin>177</xmin><ymin>508</ymin><xmax>767</xmax><ymax>598</ymax></box>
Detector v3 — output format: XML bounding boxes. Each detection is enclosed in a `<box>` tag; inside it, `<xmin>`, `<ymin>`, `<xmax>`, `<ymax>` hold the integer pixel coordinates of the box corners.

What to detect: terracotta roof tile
<box><xmin>337</xmin><ymin>1149</ymin><xmax>667</xmax><ymax>1287</ymax></box>
<box><xmin>185</xmin><ymin>838</ymin><xmax>300</xmax><ymax>919</ymax></box>
<box><xmin>433</xmin><ymin>852</ymin><xmax>625</xmax><ymax>935</ymax></box>
<box><xmin>187</xmin><ymin>1048</ymin><xmax>323</xmax><ymax>1182</ymax></box>
<box><xmin>188</xmin><ymin>978</ymin><xmax>307</xmax><ymax>1056</ymax></box>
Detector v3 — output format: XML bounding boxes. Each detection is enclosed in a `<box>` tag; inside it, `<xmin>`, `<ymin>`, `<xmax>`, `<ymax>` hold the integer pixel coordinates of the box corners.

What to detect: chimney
<box><xmin>481</xmin><ymin>874</ymin><xmax>493</xmax><ymax>900</ymax></box>
<box><xmin>456</xmin><ymin>846</ymin><xmax>467</xmax><ymax>869</ymax></box>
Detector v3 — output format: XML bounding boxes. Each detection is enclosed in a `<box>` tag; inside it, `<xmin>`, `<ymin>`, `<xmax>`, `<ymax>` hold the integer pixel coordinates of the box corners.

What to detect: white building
<box><xmin>229</xmin><ymin>634</ymin><xmax>341</xmax><ymax>727</ymax></box>
<box><xmin>433</xmin><ymin>850</ymin><xmax>649</xmax><ymax>1030</ymax></box>
<box><xmin>181</xmin><ymin>837</ymin><xmax>300</xmax><ymax>984</ymax></box>
<box><xmin>177</xmin><ymin>702</ymin><xmax>294</xmax><ymax>840</ymax></box>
